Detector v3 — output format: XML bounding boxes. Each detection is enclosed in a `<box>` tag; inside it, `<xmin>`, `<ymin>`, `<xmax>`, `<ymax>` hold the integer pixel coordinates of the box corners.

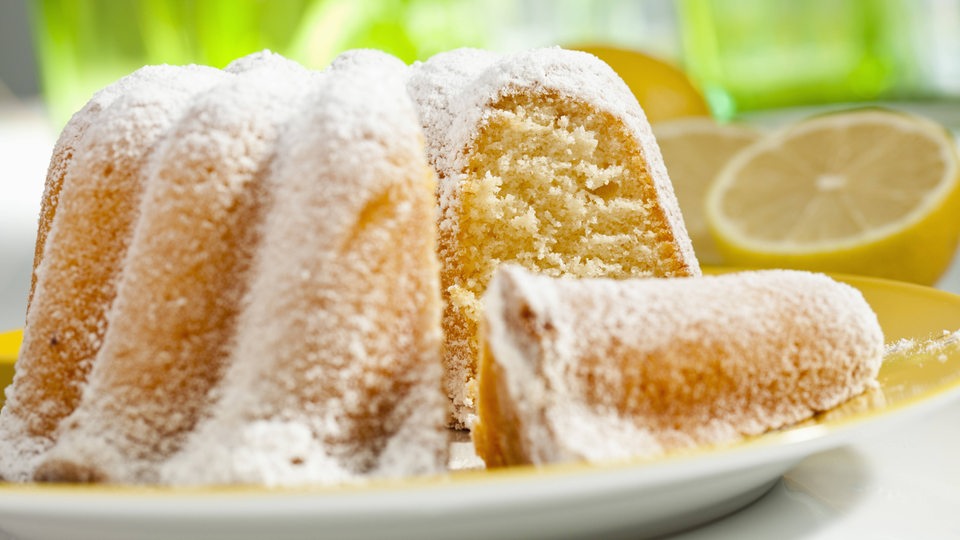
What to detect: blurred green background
<box><xmin>0</xmin><ymin>0</ymin><xmax>960</xmax><ymax>127</ymax></box>
<box><xmin>8</xmin><ymin>0</ymin><xmax>686</xmax><ymax>125</ymax></box>
<box><xmin>3</xmin><ymin>0</ymin><xmax>960</xmax><ymax>125</ymax></box>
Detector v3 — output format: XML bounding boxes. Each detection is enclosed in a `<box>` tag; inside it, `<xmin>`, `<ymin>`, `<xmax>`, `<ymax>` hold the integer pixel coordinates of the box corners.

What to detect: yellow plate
<box><xmin>0</xmin><ymin>274</ymin><xmax>958</xmax><ymax>540</ymax></box>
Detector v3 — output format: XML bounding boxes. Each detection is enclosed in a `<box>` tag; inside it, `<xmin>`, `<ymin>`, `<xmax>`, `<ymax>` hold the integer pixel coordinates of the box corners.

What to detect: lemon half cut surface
<box><xmin>654</xmin><ymin>117</ymin><xmax>761</xmax><ymax>265</ymax></box>
<box><xmin>706</xmin><ymin>109</ymin><xmax>960</xmax><ymax>285</ymax></box>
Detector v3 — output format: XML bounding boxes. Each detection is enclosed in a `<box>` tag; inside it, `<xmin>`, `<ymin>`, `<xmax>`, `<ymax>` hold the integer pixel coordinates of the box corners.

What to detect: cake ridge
<box><xmin>160</xmin><ymin>50</ymin><xmax>447</xmax><ymax>486</ymax></box>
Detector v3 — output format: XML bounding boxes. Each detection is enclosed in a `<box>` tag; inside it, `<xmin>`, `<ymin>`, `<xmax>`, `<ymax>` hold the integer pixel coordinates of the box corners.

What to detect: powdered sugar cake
<box><xmin>473</xmin><ymin>266</ymin><xmax>884</xmax><ymax>467</ymax></box>
<box><xmin>409</xmin><ymin>48</ymin><xmax>700</xmax><ymax>428</ymax></box>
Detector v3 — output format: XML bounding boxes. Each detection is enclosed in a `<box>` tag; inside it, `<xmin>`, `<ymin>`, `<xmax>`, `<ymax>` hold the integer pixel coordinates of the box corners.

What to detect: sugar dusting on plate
<box><xmin>884</xmin><ymin>329</ymin><xmax>960</xmax><ymax>364</ymax></box>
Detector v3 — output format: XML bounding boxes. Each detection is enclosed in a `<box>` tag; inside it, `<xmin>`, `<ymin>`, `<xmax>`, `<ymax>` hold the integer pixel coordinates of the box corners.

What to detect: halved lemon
<box><xmin>654</xmin><ymin>118</ymin><xmax>761</xmax><ymax>265</ymax></box>
<box><xmin>705</xmin><ymin>109</ymin><xmax>960</xmax><ymax>285</ymax></box>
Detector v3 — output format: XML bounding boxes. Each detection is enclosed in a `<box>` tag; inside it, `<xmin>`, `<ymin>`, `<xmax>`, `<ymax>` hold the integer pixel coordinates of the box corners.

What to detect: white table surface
<box><xmin>1</xmin><ymin>101</ymin><xmax>959</xmax><ymax>539</ymax></box>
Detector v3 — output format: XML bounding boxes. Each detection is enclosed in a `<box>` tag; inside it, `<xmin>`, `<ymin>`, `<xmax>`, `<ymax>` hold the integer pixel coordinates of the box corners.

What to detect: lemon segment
<box><xmin>654</xmin><ymin>118</ymin><xmax>761</xmax><ymax>265</ymax></box>
<box><xmin>705</xmin><ymin>109</ymin><xmax>960</xmax><ymax>285</ymax></box>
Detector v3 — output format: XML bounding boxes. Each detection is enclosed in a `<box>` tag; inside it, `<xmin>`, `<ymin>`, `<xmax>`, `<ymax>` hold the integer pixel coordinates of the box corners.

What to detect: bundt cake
<box><xmin>408</xmin><ymin>48</ymin><xmax>701</xmax><ymax>427</ymax></box>
<box><xmin>473</xmin><ymin>266</ymin><xmax>884</xmax><ymax>467</ymax></box>
<box><xmin>0</xmin><ymin>64</ymin><xmax>228</xmax><ymax>482</ymax></box>
<box><xmin>1</xmin><ymin>50</ymin><xmax>447</xmax><ymax>485</ymax></box>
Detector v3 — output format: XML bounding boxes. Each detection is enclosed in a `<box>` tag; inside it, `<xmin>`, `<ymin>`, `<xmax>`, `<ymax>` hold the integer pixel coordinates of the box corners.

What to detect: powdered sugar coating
<box><xmin>0</xmin><ymin>65</ymin><xmax>227</xmax><ymax>482</ymax></box>
<box><xmin>329</xmin><ymin>48</ymin><xmax>408</xmax><ymax>72</ymax></box>
<box><xmin>224</xmin><ymin>49</ymin><xmax>308</xmax><ymax>75</ymax></box>
<box><xmin>407</xmin><ymin>48</ymin><xmax>499</xmax><ymax>175</ymax></box>
<box><xmin>162</xmin><ymin>50</ymin><xmax>446</xmax><ymax>486</ymax></box>
<box><xmin>479</xmin><ymin>266</ymin><xmax>884</xmax><ymax>464</ymax></box>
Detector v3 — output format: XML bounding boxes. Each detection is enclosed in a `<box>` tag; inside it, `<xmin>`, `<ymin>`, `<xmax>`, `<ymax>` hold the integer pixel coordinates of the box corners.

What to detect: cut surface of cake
<box><xmin>473</xmin><ymin>266</ymin><xmax>884</xmax><ymax>467</ymax></box>
<box><xmin>409</xmin><ymin>47</ymin><xmax>700</xmax><ymax>427</ymax></box>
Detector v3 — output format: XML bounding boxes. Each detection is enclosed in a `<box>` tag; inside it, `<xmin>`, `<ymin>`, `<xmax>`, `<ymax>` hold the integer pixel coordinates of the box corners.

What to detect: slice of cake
<box><xmin>474</xmin><ymin>266</ymin><xmax>884</xmax><ymax>467</ymax></box>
